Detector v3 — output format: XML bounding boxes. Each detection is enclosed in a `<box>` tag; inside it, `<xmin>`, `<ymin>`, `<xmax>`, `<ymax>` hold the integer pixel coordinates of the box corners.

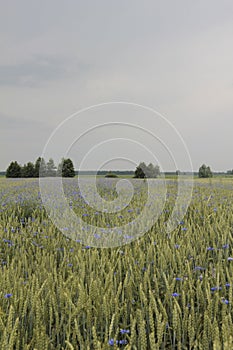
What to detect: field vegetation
<box><xmin>0</xmin><ymin>177</ymin><xmax>233</xmax><ymax>349</ymax></box>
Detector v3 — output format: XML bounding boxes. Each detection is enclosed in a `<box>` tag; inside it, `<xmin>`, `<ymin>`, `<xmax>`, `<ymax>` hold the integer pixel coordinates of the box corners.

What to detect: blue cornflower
<box><xmin>222</xmin><ymin>244</ymin><xmax>229</xmax><ymax>249</ymax></box>
<box><xmin>175</xmin><ymin>244</ymin><xmax>180</xmax><ymax>249</ymax></box>
<box><xmin>108</xmin><ymin>338</ymin><xmax>128</xmax><ymax>346</ymax></box>
<box><xmin>124</xmin><ymin>235</ymin><xmax>133</xmax><ymax>240</ymax></box>
<box><xmin>172</xmin><ymin>292</ymin><xmax>180</xmax><ymax>297</ymax></box>
<box><xmin>108</xmin><ymin>339</ymin><xmax>114</xmax><ymax>346</ymax></box>
<box><xmin>221</xmin><ymin>298</ymin><xmax>229</xmax><ymax>305</ymax></box>
<box><xmin>67</xmin><ymin>263</ymin><xmax>73</xmax><ymax>267</ymax></box>
<box><xmin>207</xmin><ymin>247</ymin><xmax>214</xmax><ymax>251</ymax></box>
<box><xmin>181</xmin><ymin>227</ymin><xmax>187</xmax><ymax>231</ymax></box>
<box><xmin>228</xmin><ymin>257</ymin><xmax>233</xmax><ymax>261</ymax></box>
<box><xmin>4</xmin><ymin>293</ymin><xmax>12</xmax><ymax>298</ymax></box>
<box><xmin>225</xmin><ymin>283</ymin><xmax>231</xmax><ymax>287</ymax></box>
<box><xmin>120</xmin><ymin>329</ymin><xmax>130</xmax><ymax>334</ymax></box>
<box><xmin>175</xmin><ymin>277</ymin><xmax>183</xmax><ymax>281</ymax></box>
<box><xmin>211</xmin><ymin>286</ymin><xmax>222</xmax><ymax>292</ymax></box>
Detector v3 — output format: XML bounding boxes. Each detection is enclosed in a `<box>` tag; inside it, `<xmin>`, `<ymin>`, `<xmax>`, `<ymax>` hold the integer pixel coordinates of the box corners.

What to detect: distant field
<box><xmin>0</xmin><ymin>177</ymin><xmax>233</xmax><ymax>348</ymax></box>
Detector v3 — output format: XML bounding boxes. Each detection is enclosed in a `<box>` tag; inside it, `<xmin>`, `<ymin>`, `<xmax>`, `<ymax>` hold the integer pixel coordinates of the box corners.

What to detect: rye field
<box><xmin>0</xmin><ymin>177</ymin><xmax>233</xmax><ymax>349</ymax></box>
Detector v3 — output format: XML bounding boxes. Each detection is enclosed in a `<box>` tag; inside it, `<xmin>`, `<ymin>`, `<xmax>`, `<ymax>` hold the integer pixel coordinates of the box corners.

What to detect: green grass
<box><xmin>0</xmin><ymin>177</ymin><xmax>233</xmax><ymax>349</ymax></box>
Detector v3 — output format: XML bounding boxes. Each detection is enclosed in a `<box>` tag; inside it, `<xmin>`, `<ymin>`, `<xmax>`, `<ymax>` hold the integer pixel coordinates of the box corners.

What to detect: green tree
<box><xmin>146</xmin><ymin>163</ymin><xmax>154</xmax><ymax>178</ymax></box>
<box><xmin>6</xmin><ymin>161</ymin><xmax>22</xmax><ymax>178</ymax></box>
<box><xmin>46</xmin><ymin>158</ymin><xmax>56</xmax><ymax>177</ymax></box>
<box><xmin>21</xmin><ymin>162</ymin><xmax>35</xmax><ymax>178</ymax></box>
<box><xmin>57</xmin><ymin>158</ymin><xmax>75</xmax><ymax>177</ymax></box>
<box><xmin>57</xmin><ymin>158</ymin><xmax>63</xmax><ymax>177</ymax></box>
<box><xmin>39</xmin><ymin>158</ymin><xmax>47</xmax><ymax>177</ymax></box>
<box><xmin>134</xmin><ymin>162</ymin><xmax>160</xmax><ymax>178</ymax></box>
<box><xmin>147</xmin><ymin>163</ymin><xmax>160</xmax><ymax>178</ymax></box>
<box><xmin>198</xmin><ymin>164</ymin><xmax>213</xmax><ymax>178</ymax></box>
<box><xmin>134</xmin><ymin>162</ymin><xmax>146</xmax><ymax>178</ymax></box>
<box><xmin>34</xmin><ymin>157</ymin><xmax>47</xmax><ymax>177</ymax></box>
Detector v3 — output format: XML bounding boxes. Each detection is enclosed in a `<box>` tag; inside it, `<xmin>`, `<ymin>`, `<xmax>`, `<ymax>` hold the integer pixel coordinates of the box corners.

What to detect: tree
<box><xmin>21</xmin><ymin>162</ymin><xmax>35</xmax><ymax>178</ymax></box>
<box><xmin>57</xmin><ymin>158</ymin><xmax>75</xmax><ymax>177</ymax></box>
<box><xmin>46</xmin><ymin>158</ymin><xmax>56</xmax><ymax>177</ymax></box>
<box><xmin>134</xmin><ymin>162</ymin><xmax>146</xmax><ymax>178</ymax></box>
<box><xmin>147</xmin><ymin>163</ymin><xmax>154</xmax><ymax>178</ymax></box>
<box><xmin>39</xmin><ymin>158</ymin><xmax>47</xmax><ymax>177</ymax></box>
<box><xmin>134</xmin><ymin>162</ymin><xmax>160</xmax><ymax>178</ymax></box>
<box><xmin>34</xmin><ymin>157</ymin><xmax>43</xmax><ymax>177</ymax></box>
<box><xmin>198</xmin><ymin>164</ymin><xmax>213</xmax><ymax>178</ymax></box>
<box><xmin>6</xmin><ymin>161</ymin><xmax>22</xmax><ymax>178</ymax></box>
<box><xmin>57</xmin><ymin>158</ymin><xmax>63</xmax><ymax>177</ymax></box>
<box><xmin>34</xmin><ymin>157</ymin><xmax>47</xmax><ymax>177</ymax></box>
<box><xmin>147</xmin><ymin>163</ymin><xmax>160</xmax><ymax>178</ymax></box>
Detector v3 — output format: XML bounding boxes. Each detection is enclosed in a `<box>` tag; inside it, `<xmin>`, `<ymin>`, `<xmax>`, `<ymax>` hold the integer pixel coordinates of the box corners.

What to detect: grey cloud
<box><xmin>0</xmin><ymin>55</ymin><xmax>90</xmax><ymax>87</ymax></box>
<box><xmin>0</xmin><ymin>1</ymin><xmax>233</xmax><ymax>171</ymax></box>
<box><xmin>0</xmin><ymin>113</ymin><xmax>48</xmax><ymax>130</ymax></box>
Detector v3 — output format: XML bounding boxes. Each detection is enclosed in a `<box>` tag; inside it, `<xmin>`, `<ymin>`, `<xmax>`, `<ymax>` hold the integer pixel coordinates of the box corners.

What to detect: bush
<box><xmin>105</xmin><ymin>173</ymin><xmax>118</xmax><ymax>178</ymax></box>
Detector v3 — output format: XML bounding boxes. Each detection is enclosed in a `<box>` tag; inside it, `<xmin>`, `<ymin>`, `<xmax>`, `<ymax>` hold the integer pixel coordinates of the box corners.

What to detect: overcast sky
<box><xmin>0</xmin><ymin>1</ymin><xmax>233</xmax><ymax>171</ymax></box>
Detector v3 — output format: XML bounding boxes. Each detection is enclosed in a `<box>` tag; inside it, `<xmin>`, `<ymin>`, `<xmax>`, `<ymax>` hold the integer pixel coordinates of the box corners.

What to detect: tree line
<box><xmin>6</xmin><ymin>157</ymin><xmax>75</xmax><ymax>178</ymax></box>
<box><xmin>4</xmin><ymin>159</ymin><xmax>219</xmax><ymax>179</ymax></box>
<box><xmin>134</xmin><ymin>163</ymin><xmax>214</xmax><ymax>178</ymax></box>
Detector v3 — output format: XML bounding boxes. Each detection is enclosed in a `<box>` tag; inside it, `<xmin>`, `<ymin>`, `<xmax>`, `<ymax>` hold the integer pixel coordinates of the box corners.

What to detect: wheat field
<box><xmin>0</xmin><ymin>177</ymin><xmax>233</xmax><ymax>349</ymax></box>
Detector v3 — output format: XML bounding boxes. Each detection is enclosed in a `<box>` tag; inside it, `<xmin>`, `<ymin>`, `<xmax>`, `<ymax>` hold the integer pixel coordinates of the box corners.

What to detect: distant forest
<box><xmin>1</xmin><ymin>170</ymin><xmax>232</xmax><ymax>177</ymax></box>
<box><xmin>2</xmin><ymin>157</ymin><xmax>233</xmax><ymax>178</ymax></box>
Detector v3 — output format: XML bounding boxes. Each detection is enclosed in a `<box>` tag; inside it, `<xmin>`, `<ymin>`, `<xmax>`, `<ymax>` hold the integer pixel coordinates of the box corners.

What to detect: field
<box><xmin>0</xmin><ymin>177</ymin><xmax>233</xmax><ymax>349</ymax></box>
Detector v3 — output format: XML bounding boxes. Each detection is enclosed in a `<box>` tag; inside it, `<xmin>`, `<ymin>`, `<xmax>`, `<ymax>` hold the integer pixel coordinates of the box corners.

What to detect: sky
<box><xmin>0</xmin><ymin>1</ymin><xmax>233</xmax><ymax>172</ymax></box>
